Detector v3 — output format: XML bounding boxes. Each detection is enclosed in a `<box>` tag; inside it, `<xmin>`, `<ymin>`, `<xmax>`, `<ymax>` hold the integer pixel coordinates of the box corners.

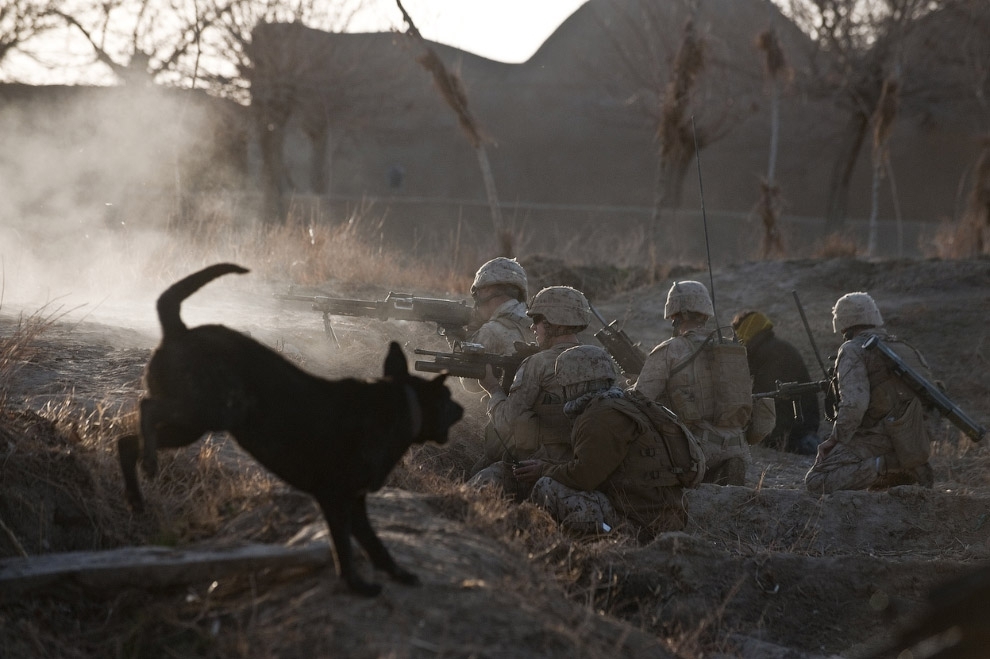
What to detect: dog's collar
<box><xmin>404</xmin><ymin>384</ymin><xmax>422</xmax><ymax>438</ymax></box>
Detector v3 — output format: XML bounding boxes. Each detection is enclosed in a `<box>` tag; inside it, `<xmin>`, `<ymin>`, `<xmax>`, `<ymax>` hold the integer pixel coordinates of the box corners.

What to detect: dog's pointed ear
<box><xmin>431</xmin><ymin>373</ymin><xmax>449</xmax><ymax>386</ymax></box>
<box><xmin>383</xmin><ymin>341</ymin><xmax>408</xmax><ymax>378</ymax></box>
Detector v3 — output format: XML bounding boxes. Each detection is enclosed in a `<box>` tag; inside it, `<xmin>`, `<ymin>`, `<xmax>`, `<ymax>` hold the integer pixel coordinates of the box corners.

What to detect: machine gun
<box><xmin>754</xmin><ymin>379</ymin><xmax>828</xmax><ymax>424</ymax></box>
<box><xmin>413</xmin><ymin>341</ymin><xmax>540</xmax><ymax>394</ymax></box>
<box><xmin>275</xmin><ymin>290</ymin><xmax>475</xmax><ymax>345</ymax></box>
<box><xmin>863</xmin><ymin>335</ymin><xmax>986</xmax><ymax>443</ymax></box>
<box><xmin>589</xmin><ymin>305</ymin><xmax>646</xmax><ymax>376</ymax></box>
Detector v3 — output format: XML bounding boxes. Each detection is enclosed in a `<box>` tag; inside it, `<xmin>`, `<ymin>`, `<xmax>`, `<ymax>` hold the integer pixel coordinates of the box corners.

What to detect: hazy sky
<box><xmin>2</xmin><ymin>0</ymin><xmax>588</xmax><ymax>85</ymax></box>
<box><xmin>356</xmin><ymin>0</ymin><xmax>588</xmax><ymax>63</ymax></box>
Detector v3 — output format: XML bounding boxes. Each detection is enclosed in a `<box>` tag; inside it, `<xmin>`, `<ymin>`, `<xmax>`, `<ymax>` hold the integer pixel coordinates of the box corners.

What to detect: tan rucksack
<box><xmin>624</xmin><ymin>389</ymin><xmax>707</xmax><ymax>488</ymax></box>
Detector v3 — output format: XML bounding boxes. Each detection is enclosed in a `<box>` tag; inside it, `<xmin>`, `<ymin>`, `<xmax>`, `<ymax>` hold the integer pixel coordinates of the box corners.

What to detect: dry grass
<box><xmin>148</xmin><ymin>205</ymin><xmax>477</xmax><ymax>296</ymax></box>
<box><xmin>932</xmin><ymin>214</ymin><xmax>985</xmax><ymax>259</ymax></box>
<box><xmin>813</xmin><ymin>231</ymin><xmax>861</xmax><ymax>258</ymax></box>
<box><xmin>6</xmin><ymin>201</ymin><xmax>987</xmax><ymax>657</ymax></box>
<box><xmin>0</xmin><ymin>304</ymin><xmax>75</xmax><ymax>401</ymax></box>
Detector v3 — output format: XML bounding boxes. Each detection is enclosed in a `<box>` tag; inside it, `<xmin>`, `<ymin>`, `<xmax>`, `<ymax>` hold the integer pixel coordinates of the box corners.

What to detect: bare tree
<box><xmin>867</xmin><ymin>72</ymin><xmax>899</xmax><ymax>256</ymax></box>
<box><xmin>589</xmin><ymin>0</ymin><xmax>761</xmax><ymax>257</ymax></box>
<box><xmin>0</xmin><ymin>1</ymin><xmax>60</xmax><ymax>70</ymax></box>
<box><xmin>754</xmin><ymin>19</ymin><xmax>791</xmax><ymax>259</ymax></box>
<box><xmin>782</xmin><ymin>0</ymin><xmax>949</xmax><ymax>231</ymax></box>
<box><xmin>51</xmin><ymin>0</ymin><xmax>241</xmax><ymax>88</ymax></box>
<box><xmin>209</xmin><ymin>1</ymin><xmax>375</xmax><ymax>222</ymax></box>
<box><xmin>920</xmin><ymin>0</ymin><xmax>990</xmax><ymax>255</ymax></box>
<box><xmin>393</xmin><ymin>0</ymin><xmax>511</xmax><ymax>256</ymax></box>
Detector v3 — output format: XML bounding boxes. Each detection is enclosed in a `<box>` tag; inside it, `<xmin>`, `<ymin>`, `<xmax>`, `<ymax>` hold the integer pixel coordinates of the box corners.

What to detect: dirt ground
<box><xmin>1</xmin><ymin>256</ymin><xmax>989</xmax><ymax>658</ymax></box>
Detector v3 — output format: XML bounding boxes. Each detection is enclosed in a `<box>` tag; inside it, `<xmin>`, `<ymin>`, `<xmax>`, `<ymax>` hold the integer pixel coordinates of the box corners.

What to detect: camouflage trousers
<box><xmin>530</xmin><ymin>477</ymin><xmax>618</xmax><ymax>536</ymax></box>
<box><xmin>696</xmin><ymin>425</ymin><xmax>751</xmax><ymax>486</ymax></box>
<box><xmin>804</xmin><ymin>441</ymin><xmax>894</xmax><ymax>494</ymax></box>
<box><xmin>467</xmin><ymin>461</ymin><xmax>534</xmax><ymax>501</ymax></box>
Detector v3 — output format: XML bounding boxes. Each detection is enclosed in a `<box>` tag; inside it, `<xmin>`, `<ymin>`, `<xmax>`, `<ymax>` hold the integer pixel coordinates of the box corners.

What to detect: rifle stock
<box><xmin>863</xmin><ymin>335</ymin><xmax>986</xmax><ymax>442</ymax></box>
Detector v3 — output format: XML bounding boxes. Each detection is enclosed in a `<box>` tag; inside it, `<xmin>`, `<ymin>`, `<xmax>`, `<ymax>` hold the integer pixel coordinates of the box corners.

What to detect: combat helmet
<box><xmin>471</xmin><ymin>257</ymin><xmax>528</xmax><ymax>301</ymax></box>
<box><xmin>664</xmin><ymin>281</ymin><xmax>714</xmax><ymax>319</ymax></box>
<box><xmin>832</xmin><ymin>292</ymin><xmax>883</xmax><ymax>333</ymax></box>
<box><xmin>527</xmin><ymin>286</ymin><xmax>591</xmax><ymax>327</ymax></box>
<box><xmin>555</xmin><ymin>345</ymin><xmax>617</xmax><ymax>388</ymax></box>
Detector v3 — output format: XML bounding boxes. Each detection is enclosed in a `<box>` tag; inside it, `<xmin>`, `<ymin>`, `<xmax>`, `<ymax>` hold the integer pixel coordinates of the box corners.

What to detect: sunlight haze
<box><xmin>356</xmin><ymin>0</ymin><xmax>587</xmax><ymax>63</ymax></box>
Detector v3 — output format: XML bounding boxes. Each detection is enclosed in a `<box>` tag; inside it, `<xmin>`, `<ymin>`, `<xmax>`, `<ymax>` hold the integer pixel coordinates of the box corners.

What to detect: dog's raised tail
<box><xmin>157</xmin><ymin>263</ymin><xmax>249</xmax><ymax>338</ymax></box>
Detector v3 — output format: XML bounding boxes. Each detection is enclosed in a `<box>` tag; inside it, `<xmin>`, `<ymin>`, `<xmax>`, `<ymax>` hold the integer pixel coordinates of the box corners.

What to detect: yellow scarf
<box><xmin>735</xmin><ymin>312</ymin><xmax>773</xmax><ymax>345</ymax></box>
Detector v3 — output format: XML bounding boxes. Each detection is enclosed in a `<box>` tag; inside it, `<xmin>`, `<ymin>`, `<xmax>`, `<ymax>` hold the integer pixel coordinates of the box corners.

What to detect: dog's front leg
<box><xmin>117</xmin><ymin>433</ymin><xmax>145</xmax><ymax>511</ymax></box>
<box><xmin>350</xmin><ymin>495</ymin><xmax>420</xmax><ymax>587</ymax></box>
<box><xmin>316</xmin><ymin>495</ymin><xmax>381</xmax><ymax>597</ymax></box>
<box><xmin>138</xmin><ymin>398</ymin><xmax>162</xmax><ymax>478</ymax></box>
<box><xmin>138</xmin><ymin>398</ymin><xmax>208</xmax><ymax>480</ymax></box>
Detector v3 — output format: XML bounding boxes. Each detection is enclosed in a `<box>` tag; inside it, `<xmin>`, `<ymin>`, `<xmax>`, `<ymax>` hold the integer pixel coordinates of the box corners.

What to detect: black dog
<box><xmin>118</xmin><ymin>263</ymin><xmax>463</xmax><ymax>596</ymax></box>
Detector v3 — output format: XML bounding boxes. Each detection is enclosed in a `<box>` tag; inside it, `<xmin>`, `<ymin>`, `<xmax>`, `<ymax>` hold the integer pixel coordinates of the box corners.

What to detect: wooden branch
<box><xmin>0</xmin><ymin>540</ymin><xmax>330</xmax><ymax>595</ymax></box>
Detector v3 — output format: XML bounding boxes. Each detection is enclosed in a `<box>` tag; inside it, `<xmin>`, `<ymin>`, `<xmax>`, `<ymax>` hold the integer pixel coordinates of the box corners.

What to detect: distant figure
<box><xmin>732</xmin><ymin>310</ymin><xmax>820</xmax><ymax>455</ymax></box>
<box><xmin>386</xmin><ymin>164</ymin><xmax>405</xmax><ymax>190</ymax></box>
<box><xmin>806</xmin><ymin>292</ymin><xmax>937</xmax><ymax>494</ymax></box>
<box><xmin>632</xmin><ymin>281</ymin><xmax>753</xmax><ymax>486</ymax></box>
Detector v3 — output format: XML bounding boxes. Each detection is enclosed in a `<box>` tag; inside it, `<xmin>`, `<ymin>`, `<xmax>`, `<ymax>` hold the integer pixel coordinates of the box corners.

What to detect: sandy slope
<box><xmin>1</xmin><ymin>257</ymin><xmax>988</xmax><ymax>658</ymax></box>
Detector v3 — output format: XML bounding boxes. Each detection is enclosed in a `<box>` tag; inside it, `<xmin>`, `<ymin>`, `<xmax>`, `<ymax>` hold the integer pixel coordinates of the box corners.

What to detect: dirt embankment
<box><xmin>1</xmin><ymin>257</ymin><xmax>989</xmax><ymax>659</ymax></box>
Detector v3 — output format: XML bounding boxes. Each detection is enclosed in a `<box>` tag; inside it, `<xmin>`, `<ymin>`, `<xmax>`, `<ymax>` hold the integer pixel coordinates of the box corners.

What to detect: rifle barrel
<box><xmin>792</xmin><ymin>290</ymin><xmax>829</xmax><ymax>379</ymax></box>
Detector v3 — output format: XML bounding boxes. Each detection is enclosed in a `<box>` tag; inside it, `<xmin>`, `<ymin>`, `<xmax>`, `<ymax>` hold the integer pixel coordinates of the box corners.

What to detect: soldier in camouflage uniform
<box><xmin>515</xmin><ymin>345</ymin><xmax>689</xmax><ymax>535</ymax></box>
<box><xmin>470</xmin><ymin>286</ymin><xmax>591</xmax><ymax>499</ymax></box>
<box><xmin>632</xmin><ymin>281</ymin><xmax>753</xmax><ymax>486</ymax></box>
<box><xmin>806</xmin><ymin>292</ymin><xmax>937</xmax><ymax>494</ymax></box>
<box><xmin>466</xmin><ymin>257</ymin><xmax>535</xmax><ymax>357</ymax></box>
<box><xmin>458</xmin><ymin>258</ymin><xmax>536</xmax><ymax>394</ymax></box>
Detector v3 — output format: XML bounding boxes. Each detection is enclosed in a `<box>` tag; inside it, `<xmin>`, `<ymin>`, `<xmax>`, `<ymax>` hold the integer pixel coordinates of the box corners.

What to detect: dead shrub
<box><xmin>813</xmin><ymin>231</ymin><xmax>860</xmax><ymax>258</ymax></box>
<box><xmin>931</xmin><ymin>215</ymin><xmax>984</xmax><ymax>259</ymax></box>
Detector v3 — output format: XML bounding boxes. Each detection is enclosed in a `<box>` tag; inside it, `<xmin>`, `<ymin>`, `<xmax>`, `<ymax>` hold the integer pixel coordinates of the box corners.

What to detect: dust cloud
<box><xmin>0</xmin><ymin>85</ymin><xmax>248</xmax><ymax>338</ymax></box>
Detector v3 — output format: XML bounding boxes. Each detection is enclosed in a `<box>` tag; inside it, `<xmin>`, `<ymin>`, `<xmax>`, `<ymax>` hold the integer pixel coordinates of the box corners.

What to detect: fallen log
<box><xmin>0</xmin><ymin>539</ymin><xmax>330</xmax><ymax>595</ymax></box>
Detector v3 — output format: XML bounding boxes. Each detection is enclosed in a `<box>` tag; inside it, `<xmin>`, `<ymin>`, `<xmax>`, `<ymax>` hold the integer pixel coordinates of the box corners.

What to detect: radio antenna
<box><xmin>692</xmin><ymin>116</ymin><xmax>722</xmax><ymax>341</ymax></box>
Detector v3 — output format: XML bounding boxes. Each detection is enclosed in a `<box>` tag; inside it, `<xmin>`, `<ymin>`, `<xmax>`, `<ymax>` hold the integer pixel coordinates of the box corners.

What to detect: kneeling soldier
<box><xmin>515</xmin><ymin>345</ymin><xmax>697</xmax><ymax>536</ymax></box>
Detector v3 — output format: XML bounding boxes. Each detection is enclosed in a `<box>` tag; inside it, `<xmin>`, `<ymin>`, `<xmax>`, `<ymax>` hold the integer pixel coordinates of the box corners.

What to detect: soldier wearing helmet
<box><xmin>514</xmin><ymin>345</ymin><xmax>690</xmax><ymax>535</ymax></box>
<box><xmin>632</xmin><ymin>281</ymin><xmax>753</xmax><ymax>486</ymax></box>
<box><xmin>806</xmin><ymin>292</ymin><xmax>938</xmax><ymax>493</ymax></box>
<box><xmin>467</xmin><ymin>257</ymin><xmax>535</xmax><ymax>355</ymax></box>
<box><xmin>457</xmin><ymin>258</ymin><xmax>537</xmax><ymax>395</ymax></box>
<box><xmin>469</xmin><ymin>286</ymin><xmax>591</xmax><ymax>499</ymax></box>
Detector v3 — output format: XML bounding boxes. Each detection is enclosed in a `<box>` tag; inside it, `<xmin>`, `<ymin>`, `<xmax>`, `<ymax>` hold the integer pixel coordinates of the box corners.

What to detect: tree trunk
<box><xmin>662</xmin><ymin>152</ymin><xmax>694</xmax><ymax>211</ymax></box>
<box><xmin>307</xmin><ymin>121</ymin><xmax>330</xmax><ymax>196</ymax></box>
<box><xmin>767</xmin><ymin>80</ymin><xmax>781</xmax><ymax>183</ymax></box>
<box><xmin>475</xmin><ymin>144</ymin><xmax>512</xmax><ymax>256</ymax></box>
<box><xmin>259</xmin><ymin>119</ymin><xmax>289</xmax><ymax>223</ymax></box>
<box><xmin>825</xmin><ymin>112</ymin><xmax>870</xmax><ymax>232</ymax></box>
<box><xmin>867</xmin><ymin>159</ymin><xmax>882</xmax><ymax>256</ymax></box>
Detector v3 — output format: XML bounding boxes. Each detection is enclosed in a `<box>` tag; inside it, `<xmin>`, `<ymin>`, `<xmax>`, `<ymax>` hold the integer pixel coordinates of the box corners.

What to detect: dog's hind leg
<box><xmin>350</xmin><ymin>495</ymin><xmax>420</xmax><ymax>586</ymax></box>
<box><xmin>315</xmin><ymin>494</ymin><xmax>382</xmax><ymax>597</ymax></box>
